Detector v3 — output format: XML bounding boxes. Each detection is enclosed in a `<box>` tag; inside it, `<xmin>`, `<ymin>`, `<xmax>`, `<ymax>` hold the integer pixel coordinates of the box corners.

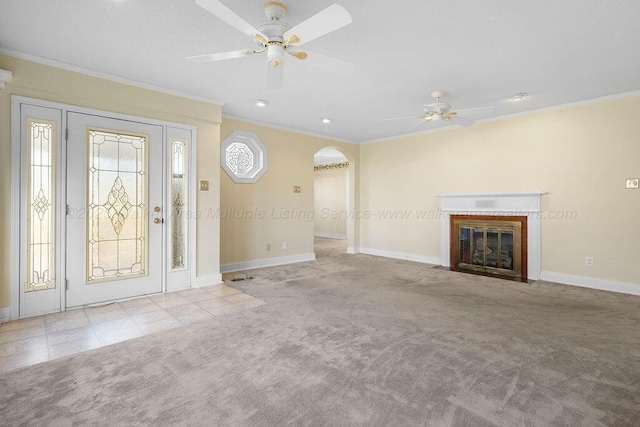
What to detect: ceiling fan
<box><xmin>383</xmin><ymin>90</ymin><xmax>492</xmax><ymax>131</ymax></box>
<box><xmin>188</xmin><ymin>0</ymin><xmax>354</xmax><ymax>88</ymax></box>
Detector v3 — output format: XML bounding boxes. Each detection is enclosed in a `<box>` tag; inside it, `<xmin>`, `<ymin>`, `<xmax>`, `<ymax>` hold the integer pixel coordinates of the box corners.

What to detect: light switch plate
<box><xmin>625</xmin><ymin>178</ymin><xmax>639</xmax><ymax>189</ymax></box>
<box><xmin>200</xmin><ymin>180</ymin><xmax>209</xmax><ymax>191</ymax></box>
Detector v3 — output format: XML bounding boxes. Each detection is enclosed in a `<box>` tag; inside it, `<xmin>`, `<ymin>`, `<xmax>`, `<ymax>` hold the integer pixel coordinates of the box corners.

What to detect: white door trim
<box><xmin>10</xmin><ymin>96</ymin><xmax>198</xmax><ymax>320</ymax></box>
<box><xmin>10</xmin><ymin>96</ymin><xmax>22</xmax><ymax>321</ymax></box>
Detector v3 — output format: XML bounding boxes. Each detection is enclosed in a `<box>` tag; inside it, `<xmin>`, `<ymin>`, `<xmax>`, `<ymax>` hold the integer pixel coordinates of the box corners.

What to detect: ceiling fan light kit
<box><xmin>189</xmin><ymin>0</ymin><xmax>354</xmax><ymax>88</ymax></box>
<box><xmin>266</xmin><ymin>44</ymin><xmax>284</xmax><ymax>67</ymax></box>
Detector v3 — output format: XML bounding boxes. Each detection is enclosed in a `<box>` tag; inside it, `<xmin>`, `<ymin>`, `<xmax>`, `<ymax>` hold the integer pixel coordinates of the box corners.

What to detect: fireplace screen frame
<box><xmin>450</xmin><ymin>215</ymin><xmax>528</xmax><ymax>279</ymax></box>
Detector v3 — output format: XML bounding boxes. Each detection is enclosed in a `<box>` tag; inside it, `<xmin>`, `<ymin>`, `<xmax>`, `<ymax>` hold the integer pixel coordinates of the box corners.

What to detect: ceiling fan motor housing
<box><xmin>259</xmin><ymin>3</ymin><xmax>294</xmax><ymax>66</ymax></box>
<box><xmin>259</xmin><ymin>2</ymin><xmax>290</xmax><ymax>43</ymax></box>
<box><xmin>257</xmin><ymin>21</ymin><xmax>289</xmax><ymax>42</ymax></box>
<box><xmin>425</xmin><ymin>91</ymin><xmax>451</xmax><ymax>114</ymax></box>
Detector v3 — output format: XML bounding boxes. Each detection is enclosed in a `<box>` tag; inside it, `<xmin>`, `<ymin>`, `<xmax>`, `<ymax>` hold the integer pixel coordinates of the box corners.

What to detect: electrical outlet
<box><xmin>282</xmin><ymin>241</ymin><xmax>287</xmax><ymax>250</ymax></box>
<box><xmin>293</xmin><ymin>186</ymin><xmax>301</xmax><ymax>193</ymax></box>
<box><xmin>585</xmin><ymin>256</ymin><xmax>594</xmax><ymax>267</ymax></box>
<box><xmin>266</xmin><ymin>243</ymin><xmax>271</xmax><ymax>251</ymax></box>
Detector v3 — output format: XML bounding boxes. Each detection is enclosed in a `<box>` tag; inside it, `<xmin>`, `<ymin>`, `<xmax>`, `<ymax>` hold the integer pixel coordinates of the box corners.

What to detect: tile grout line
<box><xmin>0</xmin><ymin>285</ymin><xmax>266</xmax><ymax>372</ymax></box>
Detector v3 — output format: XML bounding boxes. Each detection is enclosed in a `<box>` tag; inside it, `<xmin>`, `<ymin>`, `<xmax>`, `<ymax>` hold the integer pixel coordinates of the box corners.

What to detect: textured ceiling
<box><xmin>1</xmin><ymin>0</ymin><xmax>639</xmax><ymax>143</ymax></box>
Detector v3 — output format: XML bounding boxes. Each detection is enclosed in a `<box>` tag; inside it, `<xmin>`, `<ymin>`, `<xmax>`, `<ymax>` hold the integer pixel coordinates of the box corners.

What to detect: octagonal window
<box><xmin>221</xmin><ymin>131</ymin><xmax>268</xmax><ymax>183</ymax></box>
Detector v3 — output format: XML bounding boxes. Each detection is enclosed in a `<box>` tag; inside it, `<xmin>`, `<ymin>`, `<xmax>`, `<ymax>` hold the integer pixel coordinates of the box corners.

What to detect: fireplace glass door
<box><xmin>453</xmin><ymin>219</ymin><xmax>522</xmax><ymax>278</ymax></box>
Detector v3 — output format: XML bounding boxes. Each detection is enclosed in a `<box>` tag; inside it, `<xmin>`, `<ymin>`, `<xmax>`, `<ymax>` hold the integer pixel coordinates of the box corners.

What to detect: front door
<box><xmin>65</xmin><ymin>113</ymin><xmax>164</xmax><ymax>307</ymax></box>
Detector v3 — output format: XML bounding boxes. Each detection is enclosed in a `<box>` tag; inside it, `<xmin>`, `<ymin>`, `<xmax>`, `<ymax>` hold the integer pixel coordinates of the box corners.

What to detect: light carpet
<box><xmin>1</xmin><ymin>239</ymin><xmax>639</xmax><ymax>426</ymax></box>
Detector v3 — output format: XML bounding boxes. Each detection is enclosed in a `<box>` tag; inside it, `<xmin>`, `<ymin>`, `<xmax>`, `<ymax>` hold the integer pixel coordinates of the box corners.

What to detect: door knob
<box><xmin>154</xmin><ymin>218</ymin><xmax>162</xmax><ymax>224</ymax></box>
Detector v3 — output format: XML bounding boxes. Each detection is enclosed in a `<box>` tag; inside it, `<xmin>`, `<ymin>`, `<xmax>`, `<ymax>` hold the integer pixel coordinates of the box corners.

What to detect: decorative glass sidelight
<box><xmin>87</xmin><ymin>129</ymin><xmax>147</xmax><ymax>282</ymax></box>
<box><xmin>26</xmin><ymin>119</ymin><xmax>57</xmax><ymax>292</ymax></box>
<box><xmin>171</xmin><ymin>139</ymin><xmax>187</xmax><ymax>270</ymax></box>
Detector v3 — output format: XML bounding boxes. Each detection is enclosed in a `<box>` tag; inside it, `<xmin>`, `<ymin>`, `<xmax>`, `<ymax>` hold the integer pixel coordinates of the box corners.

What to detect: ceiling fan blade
<box><xmin>186</xmin><ymin>49</ymin><xmax>257</xmax><ymax>62</ymax></box>
<box><xmin>195</xmin><ymin>0</ymin><xmax>265</xmax><ymax>39</ymax></box>
<box><xmin>300</xmin><ymin>49</ymin><xmax>355</xmax><ymax>75</ymax></box>
<box><xmin>448</xmin><ymin>115</ymin><xmax>476</xmax><ymax>127</ymax></box>
<box><xmin>284</xmin><ymin>4</ymin><xmax>352</xmax><ymax>46</ymax></box>
<box><xmin>382</xmin><ymin>115</ymin><xmax>428</xmax><ymax>121</ymax></box>
<box><xmin>266</xmin><ymin>63</ymin><xmax>284</xmax><ymax>89</ymax></box>
<box><xmin>455</xmin><ymin>106</ymin><xmax>493</xmax><ymax>115</ymax></box>
<box><xmin>407</xmin><ymin>117</ymin><xmax>433</xmax><ymax>132</ymax></box>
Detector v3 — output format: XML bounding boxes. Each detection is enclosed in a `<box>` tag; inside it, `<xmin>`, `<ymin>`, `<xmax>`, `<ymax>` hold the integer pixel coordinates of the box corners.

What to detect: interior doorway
<box><xmin>313</xmin><ymin>147</ymin><xmax>350</xmax><ymax>254</ymax></box>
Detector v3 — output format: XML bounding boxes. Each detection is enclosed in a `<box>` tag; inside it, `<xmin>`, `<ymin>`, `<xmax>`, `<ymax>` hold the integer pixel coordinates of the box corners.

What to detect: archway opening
<box><xmin>313</xmin><ymin>147</ymin><xmax>351</xmax><ymax>257</ymax></box>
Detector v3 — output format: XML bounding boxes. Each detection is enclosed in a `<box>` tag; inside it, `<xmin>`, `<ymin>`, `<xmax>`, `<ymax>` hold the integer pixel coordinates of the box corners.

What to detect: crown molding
<box><xmin>360</xmin><ymin>123</ymin><xmax>456</xmax><ymax>145</ymax></box>
<box><xmin>479</xmin><ymin>89</ymin><xmax>640</xmax><ymax>125</ymax></box>
<box><xmin>4</xmin><ymin>48</ymin><xmax>639</xmax><ymax>146</ymax></box>
<box><xmin>0</xmin><ymin>48</ymin><xmax>225</xmax><ymax>106</ymax></box>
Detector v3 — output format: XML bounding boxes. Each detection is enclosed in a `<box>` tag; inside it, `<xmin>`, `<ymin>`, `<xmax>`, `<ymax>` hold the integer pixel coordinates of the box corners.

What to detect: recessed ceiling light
<box><xmin>254</xmin><ymin>99</ymin><xmax>269</xmax><ymax>107</ymax></box>
<box><xmin>321</xmin><ymin>118</ymin><xmax>332</xmax><ymax>124</ymax></box>
<box><xmin>510</xmin><ymin>93</ymin><xmax>528</xmax><ymax>101</ymax></box>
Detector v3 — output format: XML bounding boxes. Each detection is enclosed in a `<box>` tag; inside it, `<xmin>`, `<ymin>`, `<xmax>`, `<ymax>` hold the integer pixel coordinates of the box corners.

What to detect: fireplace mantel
<box><xmin>437</xmin><ymin>192</ymin><xmax>546</xmax><ymax>280</ymax></box>
<box><xmin>438</xmin><ymin>191</ymin><xmax>546</xmax><ymax>198</ymax></box>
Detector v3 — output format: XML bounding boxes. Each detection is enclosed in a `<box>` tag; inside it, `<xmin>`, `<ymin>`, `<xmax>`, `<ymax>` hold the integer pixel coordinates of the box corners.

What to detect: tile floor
<box><xmin>0</xmin><ymin>284</ymin><xmax>265</xmax><ymax>374</ymax></box>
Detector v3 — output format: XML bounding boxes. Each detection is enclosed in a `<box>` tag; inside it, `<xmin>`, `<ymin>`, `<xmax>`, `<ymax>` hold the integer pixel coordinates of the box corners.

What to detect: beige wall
<box><xmin>0</xmin><ymin>55</ymin><xmax>222</xmax><ymax>309</ymax></box>
<box><xmin>360</xmin><ymin>95</ymin><xmax>640</xmax><ymax>287</ymax></box>
<box><xmin>314</xmin><ymin>167</ymin><xmax>348</xmax><ymax>237</ymax></box>
<box><xmin>220</xmin><ymin>119</ymin><xmax>358</xmax><ymax>267</ymax></box>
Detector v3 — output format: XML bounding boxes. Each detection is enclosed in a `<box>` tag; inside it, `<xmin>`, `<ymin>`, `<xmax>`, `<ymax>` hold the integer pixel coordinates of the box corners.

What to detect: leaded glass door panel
<box><xmin>66</xmin><ymin>113</ymin><xmax>163</xmax><ymax>307</ymax></box>
<box><xmin>19</xmin><ymin>104</ymin><xmax>63</xmax><ymax>317</ymax></box>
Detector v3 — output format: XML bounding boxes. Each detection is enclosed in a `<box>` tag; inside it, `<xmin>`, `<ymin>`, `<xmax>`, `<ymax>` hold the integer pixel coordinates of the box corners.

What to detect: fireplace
<box><xmin>450</xmin><ymin>215</ymin><xmax>527</xmax><ymax>279</ymax></box>
<box><xmin>437</xmin><ymin>192</ymin><xmax>545</xmax><ymax>281</ymax></box>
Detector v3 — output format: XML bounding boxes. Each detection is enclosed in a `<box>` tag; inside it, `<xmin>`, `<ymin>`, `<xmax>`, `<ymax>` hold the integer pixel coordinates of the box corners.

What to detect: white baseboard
<box><xmin>0</xmin><ymin>306</ymin><xmax>10</xmax><ymax>324</ymax></box>
<box><xmin>314</xmin><ymin>232</ymin><xmax>347</xmax><ymax>240</ymax></box>
<box><xmin>346</xmin><ymin>246</ymin><xmax>356</xmax><ymax>254</ymax></box>
<box><xmin>195</xmin><ymin>273</ymin><xmax>224</xmax><ymax>287</ymax></box>
<box><xmin>359</xmin><ymin>247</ymin><xmax>441</xmax><ymax>265</ymax></box>
<box><xmin>540</xmin><ymin>271</ymin><xmax>640</xmax><ymax>297</ymax></box>
<box><xmin>221</xmin><ymin>253</ymin><xmax>316</xmax><ymax>273</ymax></box>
